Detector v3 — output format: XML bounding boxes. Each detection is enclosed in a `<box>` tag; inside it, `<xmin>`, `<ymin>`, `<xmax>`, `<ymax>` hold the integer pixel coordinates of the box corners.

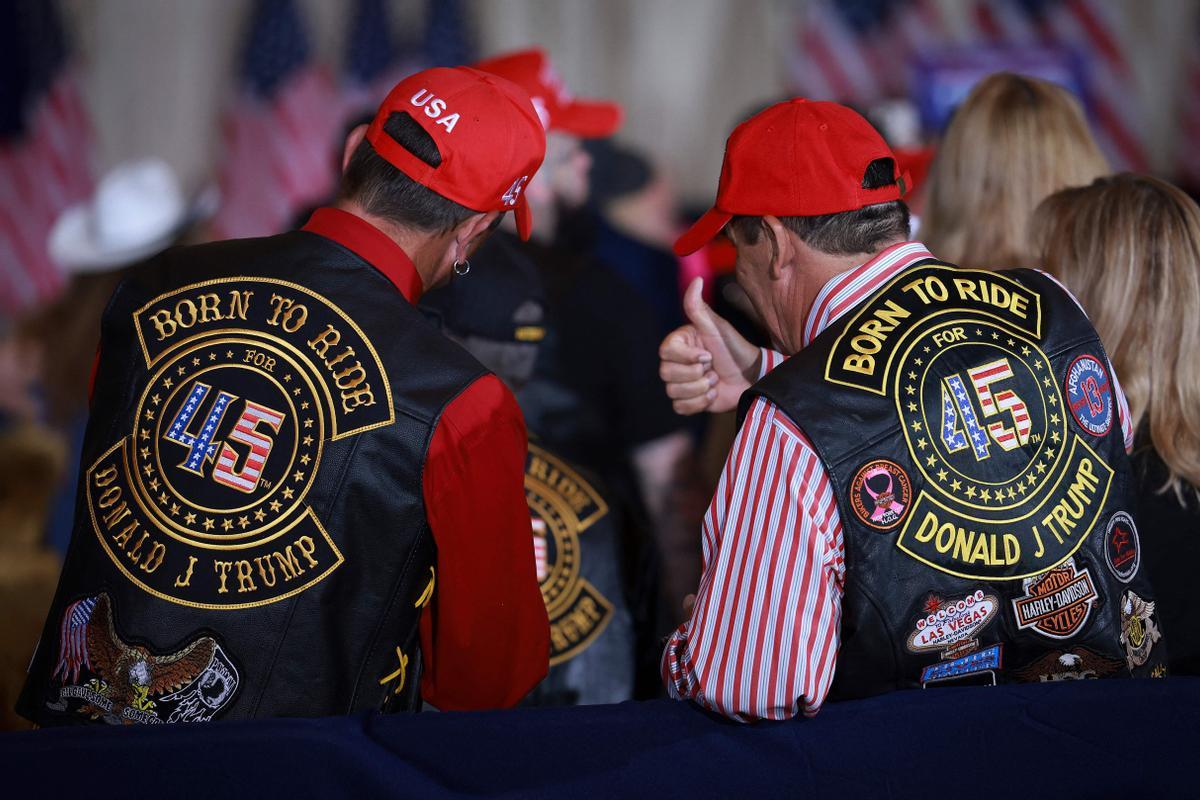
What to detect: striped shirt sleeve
<box><xmin>661</xmin><ymin>396</ymin><xmax>845</xmax><ymax>721</ymax></box>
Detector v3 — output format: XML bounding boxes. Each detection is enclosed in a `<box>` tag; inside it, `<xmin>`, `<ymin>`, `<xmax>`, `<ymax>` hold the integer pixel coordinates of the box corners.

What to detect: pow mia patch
<box><xmin>46</xmin><ymin>593</ymin><xmax>239</xmax><ymax>724</ymax></box>
<box><xmin>849</xmin><ymin>459</ymin><xmax>911</xmax><ymax>530</ymax></box>
<box><xmin>86</xmin><ymin>279</ymin><xmax>394</xmax><ymax>609</ymax></box>
<box><xmin>1065</xmin><ymin>355</ymin><xmax>1114</xmax><ymax>437</ymax></box>
<box><xmin>526</xmin><ymin>443</ymin><xmax>614</xmax><ymax>666</ymax></box>
<box><xmin>1104</xmin><ymin>511</ymin><xmax>1140</xmax><ymax>583</ymax></box>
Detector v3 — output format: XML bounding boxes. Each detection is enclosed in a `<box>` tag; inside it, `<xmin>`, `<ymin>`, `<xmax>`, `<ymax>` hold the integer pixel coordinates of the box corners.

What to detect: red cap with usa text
<box><xmin>472</xmin><ymin>48</ymin><xmax>623</xmax><ymax>138</ymax></box>
<box><xmin>674</xmin><ymin>99</ymin><xmax>910</xmax><ymax>256</ymax></box>
<box><xmin>366</xmin><ymin>66</ymin><xmax>546</xmax><ymax>239</ymax></box>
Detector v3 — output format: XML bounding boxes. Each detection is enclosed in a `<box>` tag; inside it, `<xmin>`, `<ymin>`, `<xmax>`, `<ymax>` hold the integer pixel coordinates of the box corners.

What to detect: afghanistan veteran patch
<box><xmin>86</xmin><ymin>279</ymin><xmax>394</xmax><ymax>609</ymax></box>
<box><xmin>46</xmin><ymin>593</ymin><xmax>239</xmax><ymax>724</ymax></box>
<box><xmin>823</xmin><ymin>266</ymin><xmax>1114</xmax><ymax>580</ymax></box>
<box><xmin>525</xmin><ymin>443</ymin><xmax>614</xmax><ymax>665</ymax></box>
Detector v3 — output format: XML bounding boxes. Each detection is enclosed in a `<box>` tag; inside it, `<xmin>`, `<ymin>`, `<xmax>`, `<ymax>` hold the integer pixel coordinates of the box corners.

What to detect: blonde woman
<box><xmin>921</xmin><ymin>72</ymin><xmax>1109</xmax><ymax>269</ymax></box>
<box><xmin>1033</xmin><ymin>173</ymin><xmax>1200</xmax><ymax>674</ymax></box>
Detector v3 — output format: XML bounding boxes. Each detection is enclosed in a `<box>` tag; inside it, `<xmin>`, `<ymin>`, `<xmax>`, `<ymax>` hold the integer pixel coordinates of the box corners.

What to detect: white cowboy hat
<box><xmin>48</xmin><ymin>158</ymin><xmax>212</xmax><ymax>274</ymax></box>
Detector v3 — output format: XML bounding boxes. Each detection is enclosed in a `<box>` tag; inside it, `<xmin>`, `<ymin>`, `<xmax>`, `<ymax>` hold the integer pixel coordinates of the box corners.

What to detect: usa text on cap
<box><xmin>366</xmin><ymin>66</ymin><xmax>547</xmax><ymax>239</ymax></box>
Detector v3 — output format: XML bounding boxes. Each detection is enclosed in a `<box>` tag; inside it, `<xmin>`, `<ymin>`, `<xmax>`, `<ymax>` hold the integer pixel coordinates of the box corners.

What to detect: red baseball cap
<box><xmin>366</xmin><ymin>66</ymin><xmax>546</xmax><ymax>239</ymax></box>
<box><xmin>472</xmin><ymin>48</ymin><xmax>623</xmax><ymax>138</ymax></box>
<box><xmin>674</xmin><ymin>99</ymin><xmax>910</xmax><ymax>256</ymax></box>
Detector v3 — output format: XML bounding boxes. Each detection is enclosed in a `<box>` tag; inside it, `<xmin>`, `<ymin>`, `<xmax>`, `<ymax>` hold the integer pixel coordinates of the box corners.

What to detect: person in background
<box><xmin>581</xmin><ymin>138</ymin><xmax>684</xmax><ymax>340</ymax></box>
<box><xmin>0</xmin><ymin>331</ymin><xmax>65</xmax><ymax>730</ymax></box>
<box><xmin>422</xmin><ymin>249</ymin><xmax>636</xmax><ymax>705</ymax></box>
<box><xmin>1033</xmin><ymin>173</ymin><xmax>1200</xmax><ymax>675</ymax></box>
<box><xmin>18</xmin><ymin>67</ymin><xmax>548</xmax><ymax>727</ymax></box>
<box><xmin>920</xmin><ymin>72</ymin><xmax>1109</xmax><ymax>269</ymax></box>
<box><xmin>22</xmin><ymin>159</ymin><xmax>213</xmax><ymax>556</ymax></box>
<box><xmin>464</xmin><ymin>49</ymin><xmax>705</xmax><ymax>644</ymax></box>
<box><xmin>657</xmin><ymin>98</ymin><xmax>1161</xmax><ymax>722</ymax></box>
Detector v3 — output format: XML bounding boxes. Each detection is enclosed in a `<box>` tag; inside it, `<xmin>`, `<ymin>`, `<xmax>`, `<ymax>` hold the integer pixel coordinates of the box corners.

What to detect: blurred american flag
<box><xmin>210</xmin><ymin>0</ymin><xmax>339</xmax><ymax>240</ymax></box>
<box><xmin>1178</xmin><ymin>15</ymin><xmax>1200</xmax><ymax>188</ymax></box>
<box><xmin>0</xmin><ymin>0</ymin><xmax>92</xmax><ymax>315</ymax></box>
<box><xmin>788</xmin><ymin>0</ymin><xmax>1149</xmax><ymax>171</ymax></box>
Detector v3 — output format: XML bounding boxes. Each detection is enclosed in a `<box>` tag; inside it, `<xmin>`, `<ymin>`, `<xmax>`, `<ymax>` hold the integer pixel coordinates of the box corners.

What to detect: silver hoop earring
<box><xmin>453</xmin><ymin>259</ymin><xmax>471</xmax><ymax>276</ymax></box>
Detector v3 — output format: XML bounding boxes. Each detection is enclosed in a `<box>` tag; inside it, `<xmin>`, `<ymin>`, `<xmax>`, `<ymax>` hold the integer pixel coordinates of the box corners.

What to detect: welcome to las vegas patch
<box><xmin>826</xmin><ymin>266</ymin><xmax>1114</xmax><ymax>581</ymax></box>
<box><xmin>87</xmin><ymin>278</ymin><xmax>393</xmax><ymax>609</ymax></box>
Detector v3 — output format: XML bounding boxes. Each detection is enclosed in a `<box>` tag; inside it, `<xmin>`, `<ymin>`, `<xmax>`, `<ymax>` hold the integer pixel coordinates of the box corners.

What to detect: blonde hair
<box><xmin>921</xmin><ymin>72</ymin><xmax>1110</xmax><ymax>269</ymax></box>
<box><xmin>1032</xmin><ymin>173</ymin><xmax>1200</xmax><ymax>498</ymax></box>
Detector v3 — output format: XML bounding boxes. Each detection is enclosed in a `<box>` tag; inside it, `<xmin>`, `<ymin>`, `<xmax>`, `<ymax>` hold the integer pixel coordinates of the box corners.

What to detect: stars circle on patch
<box><xmin>896</xmin><ymin>321</ymin><xmax>1067</xmax><ymax>510</ymax></box>
<box><xmin>129</xmin><ymin>339</ymin><xmax>324</xmax><ymax>545</ymax></box>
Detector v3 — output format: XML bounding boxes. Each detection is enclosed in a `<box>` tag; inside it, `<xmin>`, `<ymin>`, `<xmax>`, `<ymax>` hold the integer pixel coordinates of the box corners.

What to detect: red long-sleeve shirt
<box><xmin>300</xmin><ymin>208</ymin><xmax>548</xmax><ymax>709</ymax></box>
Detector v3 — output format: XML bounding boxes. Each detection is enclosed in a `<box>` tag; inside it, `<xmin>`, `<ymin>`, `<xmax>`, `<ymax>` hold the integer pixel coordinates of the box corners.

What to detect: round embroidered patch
<box><xmin>1065</xmin><ymin>354</ymin><xmax>1113</xmax><ymax>437</ymax></box>
<box><xmin>1104</xmin><ymin>511</ymin><xmax>1141</xmax><ymax>583</ymax></box>
<box><xmin>850</xmin><ymin>458</ymin><xmax>912</xmax><ymax>530</ymax></box>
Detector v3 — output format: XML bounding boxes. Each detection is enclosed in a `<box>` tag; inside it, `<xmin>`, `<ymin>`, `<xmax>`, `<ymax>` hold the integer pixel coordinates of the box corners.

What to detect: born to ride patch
<box><xmin>526</xmin><ymin>444</ymin><xmax>614</xmax><ymax>666</ymax></box>
<box><xmin>1104</xmin><ymin>511</ymin><xmax>1140</xmax><ymax>583</ymax></box>
<box><xmin>1065</xmin><ymin>354</ymin><xmax>1114</xmax><ymax>437</ymax></box>
<box><xmin>822</xmin><ymin>266</ymin><xmax>1115</xmax><ymax>580</ymax></box>
<box><xmin>87</xmin><ymin>279</ymin><xmax>394</xmax><ymax>609</ymax></box>
<box><xmin>46</xmin><ymin>593</ymin><xmax>239</xmax><ymax>724</ymax></box>
<box><xmin>849</xmin><ymin>459</ymin><xmax>912</xmax><ymax>530</ymax></box>
<box><xmin>1011</xmin><ymin>558</ymin><xmax>1098</xmax><ymax>640</ymax></box>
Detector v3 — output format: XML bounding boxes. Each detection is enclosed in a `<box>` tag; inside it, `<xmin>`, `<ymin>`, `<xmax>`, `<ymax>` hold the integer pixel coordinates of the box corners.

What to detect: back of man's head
<box><xmin>675</xmin><ymin>98</ymin><xmax>910</xmax><ymax>258</ymax></box>
<box><xmin>338</xmin><ymin>112</ymin><xmax>475</xmax><ymax>235</ymax></box>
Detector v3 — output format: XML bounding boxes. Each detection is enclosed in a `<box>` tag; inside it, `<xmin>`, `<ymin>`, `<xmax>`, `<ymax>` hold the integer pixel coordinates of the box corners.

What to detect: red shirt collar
<box><xmin>302</xmin><ymin>207</ymin><xmax>424</xmax><ymax>303</ymax></box>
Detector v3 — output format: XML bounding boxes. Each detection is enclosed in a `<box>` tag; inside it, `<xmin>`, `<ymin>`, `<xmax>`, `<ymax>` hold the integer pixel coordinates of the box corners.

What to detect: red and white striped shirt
<box><xmin>661</xmin><ymin>242</ymin><xmax>1132</xmax><ymax>721</ymax></box>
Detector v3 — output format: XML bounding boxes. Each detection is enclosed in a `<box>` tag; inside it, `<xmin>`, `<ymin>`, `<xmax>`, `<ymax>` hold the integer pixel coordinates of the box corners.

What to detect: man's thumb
<box><xmin>683</xmin><ymin>277</ymin><xmax>720</xmax><ymax>336</ymax></box>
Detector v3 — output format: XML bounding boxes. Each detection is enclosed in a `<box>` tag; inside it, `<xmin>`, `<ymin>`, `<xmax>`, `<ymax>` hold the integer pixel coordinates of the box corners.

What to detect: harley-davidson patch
<box><xmin>1012</xmin><ymin>647</ymin><xmax>1124</xmax><ymax>682</ymax></box>
<box><xmin>46</xmin><ymin>593</ymin><xmax>239</xmax><ymax>725</ymax></box>
<box><xmin>1011</xmin><ymin>558</ymin><xmax>1098</xmax><ymax>640</ymax></box>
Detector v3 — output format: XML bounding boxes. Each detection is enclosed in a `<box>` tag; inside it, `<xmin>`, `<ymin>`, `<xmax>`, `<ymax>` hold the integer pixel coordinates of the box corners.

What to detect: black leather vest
<box><xmin>19</xmin><ymin>231</ymin><xmax>486</xmax><ymax>725</ymax></box>
<box><xmin>740</xmin><ymin>261</ymin><xmax>1167</xmax><ymax>699</ymax></box>
<box><xmin>522</xmin><ymin>441</ymin><xmax>632</xmax><ymax>706</ymax></box>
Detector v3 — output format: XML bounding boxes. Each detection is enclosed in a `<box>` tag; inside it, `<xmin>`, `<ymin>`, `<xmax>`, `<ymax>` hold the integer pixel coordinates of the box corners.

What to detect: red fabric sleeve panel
<box><xmin>419</xmin><ymin>374</ymin><xmax>549</xmax><ymax>710</ymax></box>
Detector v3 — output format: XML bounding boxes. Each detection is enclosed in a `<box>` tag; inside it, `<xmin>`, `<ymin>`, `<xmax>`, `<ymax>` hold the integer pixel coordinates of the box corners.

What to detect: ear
<box><xmin>451</xmin><ymin>211</ymin><xmax>502</xmax><ymax>262</ymax></box>
<box><xmin>761</xmin><ymin>215</ymin><xmax>795</xmax><ymax>280</ymax></box>
<box><xmin>342</xmin><ymin>124</ymin><xmax>368</xmax><ymax>172</ymax></box>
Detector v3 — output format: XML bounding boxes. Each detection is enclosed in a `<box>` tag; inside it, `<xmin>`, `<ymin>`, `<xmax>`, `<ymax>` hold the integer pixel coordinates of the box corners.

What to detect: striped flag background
<box><xmin>788</xmin><ymin>0</ymin><xmax>1150</xmax><ymax>171</ymax></box>
<box><xmin>210</xmin><ymin>0</ymin><xmax>340</xmax><ymax>241</ymax></box>
<box><xmin>1177</xmin><ymin>14</ymin><xmax>1200</xmax><ymax>188</ymax></box>
<box><xmin>0</xmin><ymin>0</ymin><xmax>93</xmax><ymax>316</ymax></box>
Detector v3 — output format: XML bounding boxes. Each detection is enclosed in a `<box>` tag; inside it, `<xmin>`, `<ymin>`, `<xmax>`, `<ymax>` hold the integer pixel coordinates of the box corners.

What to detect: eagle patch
<box><xmin>46</xmin><ymin>593</ymin><xmax>239</xmax><ymax>725</ymax></box>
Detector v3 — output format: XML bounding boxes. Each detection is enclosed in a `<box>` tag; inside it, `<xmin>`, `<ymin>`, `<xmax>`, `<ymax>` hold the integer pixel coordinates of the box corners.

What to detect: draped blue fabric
<box><xmin>4</xmin><ymin>678</ymin><xmax>1195</xmax><ymax>797</ymax></box>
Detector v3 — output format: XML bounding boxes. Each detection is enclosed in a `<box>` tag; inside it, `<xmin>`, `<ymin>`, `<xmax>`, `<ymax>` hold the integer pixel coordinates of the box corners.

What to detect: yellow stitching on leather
<box><xmin>414</xmin><ymin>566</ymin><xmax>435</xmax><ymax>608</ymax></box>
<box><xmin>379</xmin><ymin>646</ymin><xmax>409</xmax><ymax>694</ymax></box>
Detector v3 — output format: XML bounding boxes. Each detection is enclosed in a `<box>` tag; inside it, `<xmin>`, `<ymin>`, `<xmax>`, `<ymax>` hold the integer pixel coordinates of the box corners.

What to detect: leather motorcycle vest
<box><xmin>19</xmin><ymin>231</ymin><xmax>486</xmax><ymax>725</ymax></box>
<box><xmin>740</xmin><ymin>261</ymin><xmax>1167</xmax><ymax>699</ymax></box>
<box><xmin>523</xmin><ymin>441</ymin><xmax>632</xmax><ymax>706</ymax></box>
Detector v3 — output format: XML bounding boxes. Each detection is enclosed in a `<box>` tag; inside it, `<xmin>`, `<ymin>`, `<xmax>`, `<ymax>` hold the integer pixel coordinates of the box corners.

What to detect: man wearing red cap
<box><xmin>19</xmin><ymin>67</ymin><xmax>551</xmax><ymax>726</ymax></box>
<box><xmin>658</xmin><ymin>99</ymin><xmax>1162</xmax><ymax>721</ymax></box>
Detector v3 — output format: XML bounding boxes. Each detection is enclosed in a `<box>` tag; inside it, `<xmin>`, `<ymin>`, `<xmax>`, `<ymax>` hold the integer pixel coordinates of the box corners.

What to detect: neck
<box><xmin>333</xmin><ymin>199</ymin><xmax>448</xmax><ymax>290</ymax></box>
<box><xmin>781</xmin><ymin>237</ymin><xmax>906</xmax><ymax>353</ymax></box>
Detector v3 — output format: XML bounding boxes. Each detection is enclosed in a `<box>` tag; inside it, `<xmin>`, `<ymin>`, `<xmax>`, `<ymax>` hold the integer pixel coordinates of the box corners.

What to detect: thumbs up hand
<box><xmin>659</xmin><ymin>278</ymin><xmax>761</xmax><ymax>415</ymax></box>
